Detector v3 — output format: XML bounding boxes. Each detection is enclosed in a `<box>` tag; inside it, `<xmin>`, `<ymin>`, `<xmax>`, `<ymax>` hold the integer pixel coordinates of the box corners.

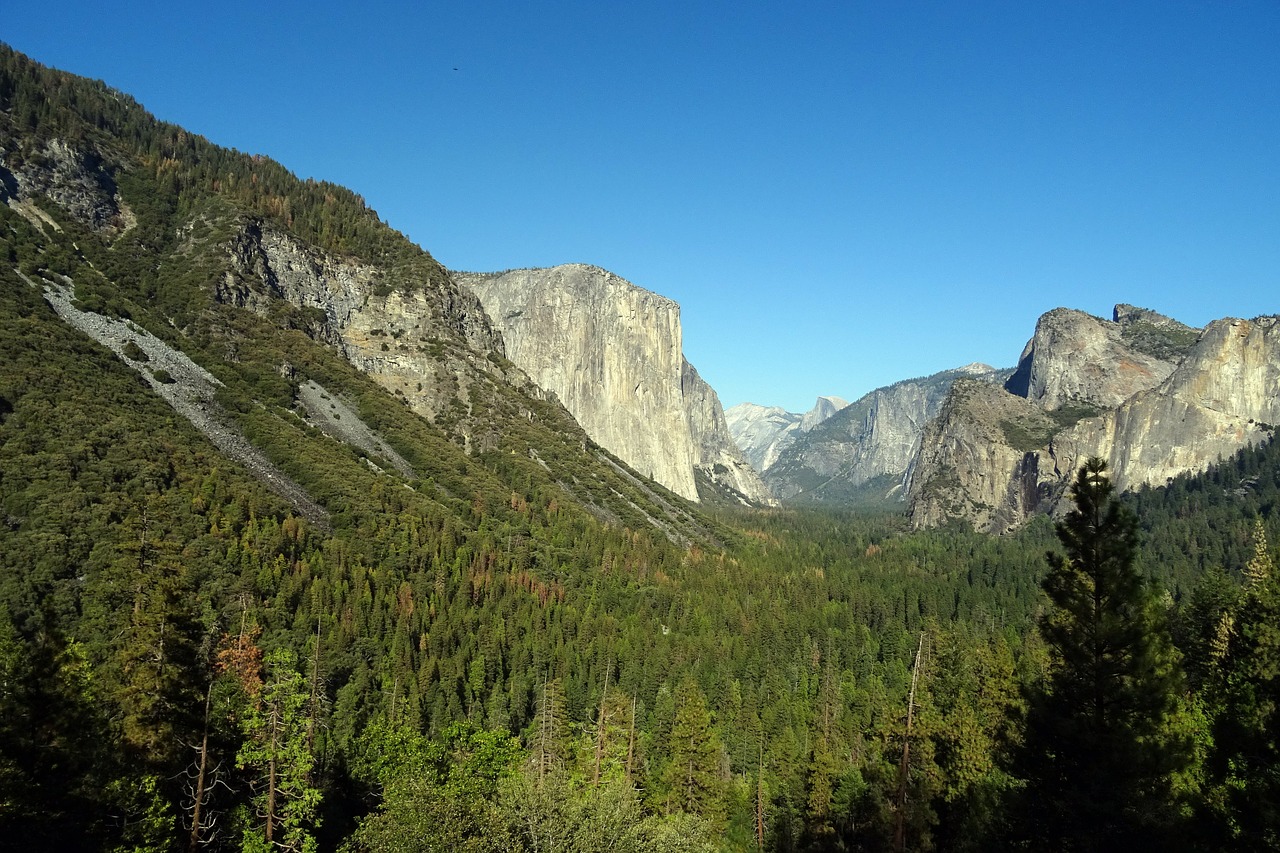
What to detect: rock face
<box><xmin>907</xmin><ymin>306</ymin><xmax>1279</xmax><ymax>532</ymax></box>
<box><xmin>1051</xmin><ymin>316</ymin><xmax>1280</xmax><ymax>493</ymax></box>
<box><xmin>725</xmin><ymin>396</ymin><xmax>848</xmax><ymax>474</ymax></box>
<box><xmin>456</xmin><ymin>264</ymin><xmax>773</xmax><ymax>505</ymax></box>
<box><xmin>1003</xmin><ymin>307</ymin><xmax>1190</xmax><ymax>410</ymax></box>
<box><xmin>746</xmin><ymin>365</ymin><xmax>1004</xmax><ymax>505</ymax></box>
<box><xmin>681</xmin><ymin>361</ymin><xmax>777</xmax><ymax>504</ymax></box>
<box><xmin>905</xmin><ymin>379</ymin><xmax>1059</xmax><ymax>532</ymax></box>
<box><xmin>219</xmin><ymin>219</ymin><xmax>556</xmax><ymax>456</ymax></box>
<box><xmin>1</xmin><ymin>138</ymin><xmax>131</xmax><ymax>235</ymax></box>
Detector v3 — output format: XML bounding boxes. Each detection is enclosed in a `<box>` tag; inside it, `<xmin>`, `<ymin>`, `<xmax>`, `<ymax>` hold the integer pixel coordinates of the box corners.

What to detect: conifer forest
<box><xmin>2</xmin><ymin>44</ymin><xmax>1279</xmax><ymax>852</ymax></box>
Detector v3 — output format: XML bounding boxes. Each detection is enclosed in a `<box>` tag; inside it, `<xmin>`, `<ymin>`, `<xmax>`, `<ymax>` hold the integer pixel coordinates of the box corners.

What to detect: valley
<box><xmin>1</xmin><ymin>44</ymin><xmax>1277</xmax><ymax>852</ymax></box>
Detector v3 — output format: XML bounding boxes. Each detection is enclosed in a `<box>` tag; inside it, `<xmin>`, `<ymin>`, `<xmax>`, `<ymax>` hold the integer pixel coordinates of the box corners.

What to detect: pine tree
<box><xmin>236</xmin><ymin>648</ymin><xmax>321</xmax><ymax>853</ymax></box>
<box><xmin>662</xmin><ymin>677</ymin><xmax>726</xmax><ymax>826</ymax></box>
<box><xmin>1211</xmin><ymin>517</ymin><xmax>1280</xmax><ymax>850</ymax></box>
<box><xmin>1013</xmin><ymin>458</ymin><xmax>1192</xmax><ymax>851</ymax></box>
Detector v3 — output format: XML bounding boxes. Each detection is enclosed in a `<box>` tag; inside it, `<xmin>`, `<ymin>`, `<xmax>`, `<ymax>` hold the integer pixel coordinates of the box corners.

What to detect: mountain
<box><xmin>455</xmin><ymin>265</ymin><xmax>775</xmax><ymax>506</ymax></box>
<box><xmin>0</xmin><ymin>51</ymin><xmax>745</xmax><ymax>547</ymax></box>
<box><xmin>7</xmin><ymin>45</ymin><xmax>1280</xmax><ymax>852</ymax></box>
<box><xmin>724</xmin><ymin>395</ymin><xmax>847</xmax><ymax>473</ymax></box>
<box><xmin>730</xmin><ymin>365</ymin><xmax>1006</xmax><ymax>506</ymax></box>
<box><xmin>907</xmin><ymin>305</ymin><xmax>1278</xmax><ymax>532</ymax></box>
<box><xmin>680</xmin><ymin>359</ymin><xmax>779</xmax><ymax>505</ymax></box>
<box><xmin>1002</xmin><ymin>304</ymin><xmax>1194</xmax><ymax>410</ymax></box>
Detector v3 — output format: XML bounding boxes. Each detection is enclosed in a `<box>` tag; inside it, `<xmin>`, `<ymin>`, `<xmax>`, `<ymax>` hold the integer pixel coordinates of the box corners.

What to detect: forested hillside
<box><xmin>2</xmin><ymin>45</ymin><xmax>1278</xmax><ymax>852</ymax></box>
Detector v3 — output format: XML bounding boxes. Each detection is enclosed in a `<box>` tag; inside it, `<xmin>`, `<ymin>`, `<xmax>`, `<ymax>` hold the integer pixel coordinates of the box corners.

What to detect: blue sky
<box><xmin>7</xmin><ymin>1</ymin><xmax>1279</xmax><ymax>411</ymax></box>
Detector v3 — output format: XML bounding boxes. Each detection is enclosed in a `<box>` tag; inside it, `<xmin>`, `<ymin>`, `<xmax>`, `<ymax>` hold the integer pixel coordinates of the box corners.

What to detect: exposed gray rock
<box><xmin>34</xmin><ymin>273</ymin><xmax>330</xmax><ymax>527</ymax></box>
<box><xmin>1051</xmin><ymin>315</ymin><xmax>1280</xmax><ymax>493</ymax></box>
<box><xmin>800</xmin><ymin>395</ymin><xmax>850</xmax><ymax>431</ymax></box>
<box><xmin>762</xmin><ymin>365</ymin><xmax>1003</xmax><ymax>505</ymax></box>
<box><xmin>1</xmin><ymin>139</ymin><xmax>130</xmax><ymax>234</ymax></box>
<box><xmin>725</xmin><ymin>396</ymin><xmax>848</xmax><ymax>475</ymax></box>
<box><xmin>905</xmin><ymin>379</ymin><xmax>1058</xmax><ymax>533</ymax></box>
<box><xmin>456</xmin><ymin>264</ymin><xmax>772</xmax><ymax>504</ymax></box>
<box><xmin>1003</xmin><ymin>308</ymin><xmax>1186</xmax><ymax>411</ymax></box>
<box><xmin>456</xmin><ymin>264</ymin><xmax>699</xmax><ymax>499</ymax></box>
<box><xmin>296</xmin><ymin>380</ymin><xmax>415</xmax><ymax>478</ymax></box>
<box><xmin>221</xmin><ymin>220</ymin><xmax>525</xmax><ymax>455</ymax></box>
<box><xmin>907</xmin><ymin>306</ymin><xmax>1277</xmax><ymax>532</ymax></box>
<box><xmin>681</xmin><ymin>360</ymin><xmax>776</xmax><ymax>505</ymax></box>
<box><xmin>726</xmin><ymin>403</ymin><xmax>802</xmax><ymax>473</ymax></box>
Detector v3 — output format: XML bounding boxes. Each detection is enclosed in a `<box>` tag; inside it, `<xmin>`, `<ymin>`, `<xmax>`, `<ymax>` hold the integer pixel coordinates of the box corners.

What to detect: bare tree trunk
<box><xmin>894</xmin><ymin>632</ymin><xmax>925</xmax><ymax>853</ymax></box>
<box><xmin>267</xmin><ymin>704</ymin><xmax>278</xmax><ymax>844</ymax></box>
<box><xmin>625</xmin><ymin>694</ymin><xmax>637</xmax><ymax>784</ymax></box>
<box><xmin>308</xmin><ymin>616</ymin><xmax>321</xmax><ymax>758</ymax></box>
<box><xmin>756</xmin><ymin>742</ymin><xmax>766</xmax><ymax>852</ymax></box>
<box><xmin>593</xmin><ymin>664</ymin><xmax>611</xmax><ymax>787</ymax></box>
<box><xmin>189</xmin><ymin>683</ymin><xmax>213</xmax><ymax>852</ymax></box>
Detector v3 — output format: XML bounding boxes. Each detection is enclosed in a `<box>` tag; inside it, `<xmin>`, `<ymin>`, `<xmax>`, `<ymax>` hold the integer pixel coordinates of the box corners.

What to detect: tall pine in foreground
<box><xmin>1012</xmin><ymin>458</ymin><xmax>1192</xmax><ymax>852</ymax></box>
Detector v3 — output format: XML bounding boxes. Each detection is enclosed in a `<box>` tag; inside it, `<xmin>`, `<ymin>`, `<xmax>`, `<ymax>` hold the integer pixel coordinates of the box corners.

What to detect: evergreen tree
<box><xmin>662</xmin><ymin>677</ymin><xmax>727</xmax><ymax>826</ymax></box>
<box><xmin>112</xmin><ymin>524</ymin><xmax>203</xmax><ymax>766</ymax></box>
<box><xmin>236</xmin><ymin>648</ymin><xmax>321</xmax><ymax>853</ymax></box>
<box><xmin>349</xmin><ymin>721</ymin><xmax>521</xmax><ymax>852</ymax></box>
<box><xmin>1210</xmin><ymin>518</ymin><xmax>1280</xmax><ymax>850</ymax></box>
<box><xmin>1012</xmin><ymin>458</ymin><xmax>1192</xmax><ymax>851</ymax></box>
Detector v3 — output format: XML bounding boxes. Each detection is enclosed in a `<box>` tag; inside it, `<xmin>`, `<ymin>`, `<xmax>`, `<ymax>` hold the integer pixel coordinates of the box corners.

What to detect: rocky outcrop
<box><xmin>456</xmin><ymin>264</ymin><xmax>772</xmax><ymax>504</ymax></box>
<box><xmin>456</xmin><ymin>265</ymin><xmax>698</xmax><ymax>499</ymax></box>
<box><xmin>905</xmin><ymin>379</ymin><xmax>1059</xmax><ymax>533</ymax></box>
<box><xmin>1</xmin><ymin>138</ymin><xmax>132</xmax><ymax>235</ymax></box>
<box><xmin>1051</xmin><ymin>315</ymin><xmax>1280</xmax><ymax>493</ymax></box>
<box><xmin>35</xmin><ymin>275</ymin><xmax>331</xmax><ymax>527</ymax></box>
<box><xmin>759</xmin><ymin>365</ymin><xmax>1003</xmax><ymax>505</ymax></box>
<box><xmin>1003</xmin><ymin>307</ymin><xmax>1188</xmax><ymax>410</ymax></box>
<box><xmin>800</xmin><ymin>395</ymin><xmax>850</xmax><ymax>431</ymax></box>
<box><xmin>907</xmin><ymin>306</ymin><xmax>1279</xmax><ymax>532</ymax></box>
<box><xmin>221</xmin><ymin>221</ymin><xmax>530</xmax><ymax>453</ymax></box>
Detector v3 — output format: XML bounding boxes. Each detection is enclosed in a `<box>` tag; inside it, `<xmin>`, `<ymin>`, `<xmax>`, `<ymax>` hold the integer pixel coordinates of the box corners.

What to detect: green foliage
<box><xmin>495</xmin><ymin>772</ymin><xmax>719</xmax><ymax>853</ymax></box>
<box><xmin>1126</xmin><ymin>437</ymin><xmax>1280</xmax><ymax>600</ymax></box>
<box><xmin>122</xmin><ymin>339</ymin><xmax>149</xmax><ymax>362</ymax></box>
<box><xmin>236</xmin><ymin>648</ymin><xmax>322</xmax><ymax>853</ymax></box>
<box><xmin>1208</xmin><ymin>519</ymin><xmax>1280</xmax><ymax>849</ymax></box>
<box><xmin>1121</xmin><ymin>319</ymin><xmax>1201</xmax><ymax>361</ymax></box>
<box><xmin>4</xmin><ymin>41</ymin><xmax>1280</xmax><ymax>852</ymax></box>
<box><xmin>348</xmin><ymin>722</ymin><xmax>522</xmax><ymax>852</ymax></box>
<box><xmin>657</xmin><ymin>677</ymin><xmax>727</xmax><ymax>825</ymax></box>
<box><xmin>1013</xmin><ymin>458</ymin><xmax>1193</xmax><ymax>850</ymax></box>
<box><xmin>104</xmin><ymin>773</ymin><xmax>176</xmax><ymax>853</ymax></box>
<box><xmin>998</xmin><ymin>416</ymin><xmax>1054</xmax><ymax>452</ymax></box>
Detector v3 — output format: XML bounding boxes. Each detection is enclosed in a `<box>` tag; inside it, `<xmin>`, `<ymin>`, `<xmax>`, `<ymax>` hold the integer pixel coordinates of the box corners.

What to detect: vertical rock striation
<box><xmin>1050</xmin><ymin>315</ymin><xmax>1280</xmax><ymax>493</ymax></box>
<box><xmin>1003</xmin><ymin>307</ymin><xmax>1186</xmax><ymax>410</ymax></box>
<box><xmin>753</xmin><ymin>365</ymin><xmax>1004</xmax><ymax>505</ymax></box>
<box><xmin>725</xmin><ymin>396</ymin><xmax>848</xmax><ymax>475</ymax></box>
<box><xmin>681</xmin><ymin>360</ymin><xmax>776</xmax><ymax>504</ymax></box>
<box><xmin>907</xmin><ymin>305</ymin><xmax>1278</xmax><ymax>532</ymax></box>
<box><xmin>456</xmin><ymin>264</ymin><xmax>773</xmax><ymax>505</ymax></box>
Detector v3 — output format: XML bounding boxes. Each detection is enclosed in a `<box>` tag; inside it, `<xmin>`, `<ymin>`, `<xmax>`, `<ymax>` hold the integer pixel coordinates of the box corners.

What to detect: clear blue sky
<box><xmin>7</xmin><ymin>1</ymin><xmax>1279</xmax><ymax>411</ymax></box>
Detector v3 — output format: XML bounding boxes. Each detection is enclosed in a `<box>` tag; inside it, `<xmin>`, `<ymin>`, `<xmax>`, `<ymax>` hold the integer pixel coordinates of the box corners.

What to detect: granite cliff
<box><xmin>730</xmin><ymin>365</ymin><xmax>1005</xmax><ymax>506</ymax></box>
<box><xmin>1003</xmin><ymin>305</ymin><xmax>1194</xmax><ymax>410</ymax></box>
<box><xmin>1</xmin><ymin>46</ymin><xmax>729</xmax><ymax>545</ymax></box>
<box><xmin>725</xmin><ymin>396</ymin><xmax>848</xmax><ymax>474</ymax></box>
<box><xmin>455</xmin><ymin>265</ymin><xmax>773</xmax><ymax>505</ymax></box>
<box><xmin>219</xmin><ymin>219</ymin><xmax>520</xmax><ymax>456</ymax></box>
<box><xmin>681</xmin><ymin>360</ymin><xmax>777</xmax><ymax>504</ymax></box>
<box><xmin>907</xmin><ymin>306</ymin><xmax>1277</xmax><ymax>532</ymax></box>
